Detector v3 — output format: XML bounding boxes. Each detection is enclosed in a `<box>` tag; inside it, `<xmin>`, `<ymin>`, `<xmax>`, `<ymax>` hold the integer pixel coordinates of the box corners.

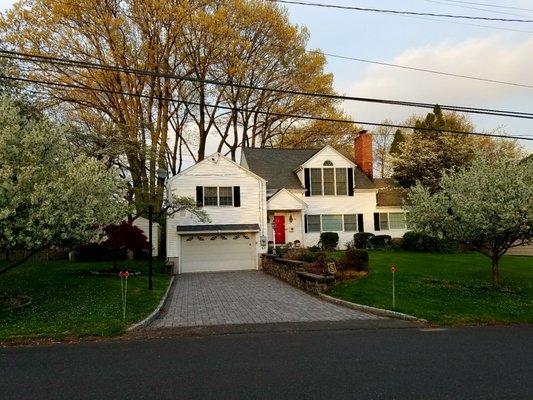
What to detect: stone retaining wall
<box><xmin>261</xmin><ymin>255</ymin><xmax>329</xmax><ymax>294</ymax></box>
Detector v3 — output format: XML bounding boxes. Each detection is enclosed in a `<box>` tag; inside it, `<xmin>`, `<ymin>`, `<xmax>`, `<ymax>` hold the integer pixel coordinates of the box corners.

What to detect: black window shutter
<box><xmin>233</xmin><ymin>186</ymin><xmax>241</xmax><ymax>207</ymax></box>
<box><xmin>304</xmin><ymin>168</ymin><xmax>311</xmax><ymax>197</ymax></box>
<box><xmin>196</xmin><ymin>186</ymin><xmax>203</xmax><ymax>207</ymax></box>
<box><xmin>357</xmin><ymin>214</ymin><xmax>364</xmax><ymax>232</ymax></box>
<box><xmin>373</xmin><ymin>213</ymin><xmax>380</xmax><ymax>231</ymax></box>
<box><xmin>347</xmin><ymin>168</ymin><xmax>354</xmax><ymax>196</ymax></box>
<box><xmin>304</xmin><ymin>215</ymin><xmax>308</xmax><ymax>233</ymax></box>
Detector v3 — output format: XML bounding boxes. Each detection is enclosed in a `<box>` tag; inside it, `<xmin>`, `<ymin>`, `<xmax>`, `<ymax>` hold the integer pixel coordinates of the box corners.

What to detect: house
<box><xmin>166</xmin><ymin>132</ymin><xmax>407</xmax><ymax>273</ymax></box>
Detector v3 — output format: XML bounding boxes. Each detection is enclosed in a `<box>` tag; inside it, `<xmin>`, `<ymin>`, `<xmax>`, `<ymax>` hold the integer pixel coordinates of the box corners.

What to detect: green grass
<box><xmin>328</xmin><ymin>250</ymin><xmax>533</xmax><ymax>326</ymax></box>
<box><xmin>0</xmin><ymin>259</ymin><xmax>170</xmax><ymax>342</ymax></box>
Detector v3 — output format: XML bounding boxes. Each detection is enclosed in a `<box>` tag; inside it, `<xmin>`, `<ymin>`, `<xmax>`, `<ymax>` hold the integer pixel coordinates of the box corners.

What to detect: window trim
<box><xmin>308</xmin><ymin>167</ymin><xmax>350</xmax><ymax>197</ymax></box>
<box><xmin>378</xmin><ymin>212</ymin><xmax>407</xmax><ymax>230</ymax></box>
<box><xmin>306</xmin><ymin>214</ymin><xmax>359</xmax><ymax>233</ymax></box>
<box><xmin>202</xmin><ymin>186</ymin><xmax>234</xmax><ymax>207</ymax></box>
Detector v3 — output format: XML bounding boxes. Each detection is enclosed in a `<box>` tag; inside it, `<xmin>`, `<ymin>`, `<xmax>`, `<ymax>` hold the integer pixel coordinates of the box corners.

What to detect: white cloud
<box><xmin>342</xmin><ymin>35</ymin><xmax>533</xmax><ymax>130</ymax></box>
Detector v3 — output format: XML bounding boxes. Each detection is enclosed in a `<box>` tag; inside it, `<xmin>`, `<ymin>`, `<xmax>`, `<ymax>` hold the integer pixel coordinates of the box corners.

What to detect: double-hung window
<box><xmin>322</xmin><ymin>215</ymin><xmax>343</xmax><ymax>231</ymax></box>
<box><xmin>203</xmin><ymin>186</ymin><xmax>233</xmax><ymax>206</ymax></box>
<box><xmin>308</xmin><ymin>162</ymin><xmax>349</xmax><ymax>196</ymax></box>
<box><xmin>343</xmin><ymin>214</ymin><xmax>357</xmax><ymax>231</ymax></box>
<box><xmin>310</xmin><ymin>168</ymin><xmax>323</xmax><ymax>196</ymax></box>
<box><xmin>307</xmin><ymin>215</ymin><xmax>321</xmax><ymax>232</ymax></box>
<box><xmin>378</xmin><ymin>212</ymin><xmax>407</xmax><ymax>230</ymax></box>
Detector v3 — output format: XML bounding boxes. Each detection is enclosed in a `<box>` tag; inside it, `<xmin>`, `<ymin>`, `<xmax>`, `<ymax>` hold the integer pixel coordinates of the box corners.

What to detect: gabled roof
<box><xmin>168</xmin><ymin>152</ymin><xmax>266</xmax><ymax>185</ymax></box>
<box><xmin>242</xmin><ymin>148</ymin><xmax>319</xmax><ymax>190</ymax></box>
<box><xmin>242</xmin><ymin>146</ymin><xmax>376</xmax><ymax>190</ymax></box>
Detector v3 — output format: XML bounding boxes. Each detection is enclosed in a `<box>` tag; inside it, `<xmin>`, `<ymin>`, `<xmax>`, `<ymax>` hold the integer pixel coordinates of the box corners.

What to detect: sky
<box><xmin>1</xmin><ymin>0</ymin><xmax>532</xmax><ymax>152</ymax></box>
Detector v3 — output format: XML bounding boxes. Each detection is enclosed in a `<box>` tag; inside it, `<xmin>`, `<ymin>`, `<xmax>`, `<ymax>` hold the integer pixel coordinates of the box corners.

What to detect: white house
<box><xmin>167</xmin><ymin>132</ymin><xmax>407</xmax><ymax>273</ymax></box>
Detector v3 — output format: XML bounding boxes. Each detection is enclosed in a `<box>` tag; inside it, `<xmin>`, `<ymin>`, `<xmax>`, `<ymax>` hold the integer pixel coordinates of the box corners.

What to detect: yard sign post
<box><xmin>119</xmin><ymin>270</ymin><xmax>130</xmax><ymax>320</ymax></box>
<box><xmin>148</xmin><ymin>204</ymin><xmax>153</xmax><ymax>291</ymax></box>
<box><xmin>391</xmin><ymin>265</ymin><xmax>397</xmax><ymax>309</ymax></box>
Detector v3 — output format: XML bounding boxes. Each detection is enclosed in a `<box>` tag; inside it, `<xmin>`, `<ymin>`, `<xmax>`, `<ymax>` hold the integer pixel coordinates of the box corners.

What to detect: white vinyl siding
<box><xmin>307</xmin><ymin>215</ymin><xmax>321</xmax><ymax>232</ymax></box>
<box><xmin>343</xmin><ymin>214</ymin><xmax>357</xmax><ymax>231</ymax></box>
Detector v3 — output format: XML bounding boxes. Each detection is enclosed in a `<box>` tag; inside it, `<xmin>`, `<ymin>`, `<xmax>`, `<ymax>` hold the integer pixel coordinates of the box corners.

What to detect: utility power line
<box><xmin>1</xmin><ymin>50</ymin><xmax>533</xmax><ymax>120</ymax></box>
<box><xmin>422</xmin><ymin>0</ymin><xmax>533</xmax><ymax>18</ymax></box>
<box><xmin>269</xmin><ymin>0</ymin><xmax>533</xmax><ymax>22</ymax></box>
<box><xmin>308</xmin><ymin>50</ymin><xmax>533</xmax><ymax>89</ymax></box>
<box><xmin>1</xmin><ymin>74</ymin><xmax>531</xmax><ymax>141</ymax></box>
<box><xmin>433</xmin><ymin>0</ymin><xmax>533</xmax><ymax>13</ymax></box>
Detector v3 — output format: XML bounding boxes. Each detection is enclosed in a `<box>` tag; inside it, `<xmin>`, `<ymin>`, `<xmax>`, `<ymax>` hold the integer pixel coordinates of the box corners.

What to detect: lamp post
<box><xmin>147</xmin><ymin>168</ymin><xmax>169</xmax><ymax>291</ymax></box>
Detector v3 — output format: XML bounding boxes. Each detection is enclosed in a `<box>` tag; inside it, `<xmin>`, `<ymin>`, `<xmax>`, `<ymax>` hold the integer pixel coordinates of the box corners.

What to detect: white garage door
<box><xmin>180</xmin><ymin>233</ymin><xmax>257</xmax><ymax>273</ymax></box>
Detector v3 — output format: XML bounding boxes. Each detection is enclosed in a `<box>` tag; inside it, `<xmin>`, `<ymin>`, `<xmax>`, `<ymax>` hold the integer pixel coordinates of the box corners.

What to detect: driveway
<box><xmin>150</xmin><ymin>271</ymin><xmax>380</xmax><ymax>329</ymax></box>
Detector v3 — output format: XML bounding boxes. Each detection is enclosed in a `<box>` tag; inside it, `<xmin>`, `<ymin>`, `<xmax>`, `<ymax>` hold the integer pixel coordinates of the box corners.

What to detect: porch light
<box><xmin>289</xmin><ymin>214</ymin><xmax>293</xmax><ymax>223</ymax></box>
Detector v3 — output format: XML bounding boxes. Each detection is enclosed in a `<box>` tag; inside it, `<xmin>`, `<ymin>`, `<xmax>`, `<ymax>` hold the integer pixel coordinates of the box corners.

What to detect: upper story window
<box><xmin>323</xmin><ymin>160</ymin><xmax>333</xmax><ymax>166</ymax></box>
<box><xmin>203</xmin><ymin>186</ymin><xmax>233</xmax><ymax>207</ymax></box>
<box><xmin>309</xmin><ymin>167</ymin><xmax>350</xmax><ymax>196</ymax></box>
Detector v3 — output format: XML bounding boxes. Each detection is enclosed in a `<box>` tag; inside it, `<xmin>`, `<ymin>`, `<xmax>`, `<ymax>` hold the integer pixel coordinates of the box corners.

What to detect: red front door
<box><xmin>274</xmin><ymin>215</ymin><xmax>286</xmax><ymax>244</ymax></box>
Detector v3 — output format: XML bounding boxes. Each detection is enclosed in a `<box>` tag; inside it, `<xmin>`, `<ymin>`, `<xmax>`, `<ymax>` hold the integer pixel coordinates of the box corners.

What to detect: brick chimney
<box><xmin>354</xmin><ymin>130</ymin><xmax>373</xmax><ymax>179</ymax></box>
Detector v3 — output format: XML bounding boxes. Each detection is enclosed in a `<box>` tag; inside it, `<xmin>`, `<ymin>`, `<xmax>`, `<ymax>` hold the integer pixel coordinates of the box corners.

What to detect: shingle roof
<box><xmin>242</xmin><ymin>147</ymin><xmax>377</xmax><ymax>190</ymax></box>
<box><xmin>176</xmin><ymin>224</ymin><xmax>260</xmax><ymax>233</ymax></box>
<box><xmin>242</xmin><ymin>148</ymin><xmax>319</xmax><ymax>189</ymax></box>
<box><xmin>374</xmin><ymin>178</ymin><xmax>407</xmax><ymax>207</ymax></box>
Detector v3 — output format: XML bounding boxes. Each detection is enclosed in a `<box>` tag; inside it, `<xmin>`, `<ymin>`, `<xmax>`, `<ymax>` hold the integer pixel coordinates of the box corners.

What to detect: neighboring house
<box><xmin>132</xmin><ymin>217</ymin><xmax>162</xmax><ymax>257</ymax></box>
<box><xmin>167</xmin><ymin>132</ymin><xmax>407</xmax><ymax>273</ymax></box>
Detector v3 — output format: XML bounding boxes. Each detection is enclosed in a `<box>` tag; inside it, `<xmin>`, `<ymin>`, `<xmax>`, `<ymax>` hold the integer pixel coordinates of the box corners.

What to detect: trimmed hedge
<box><xmin>353</xmin><ymin>232</ymin><xmax>374</xmax><ymax>249</ymax></box>
<box><xmin>370</xmin><ymin>234</ymin><xmax>392</xmax><ymax>248</ymax></box>
<box><xmin>320</xmin><ymin>232</ymin><xmax>339</xmax><ymax>250</ymax></box>
<box><xmin>75</xmin><ymin>243</ymin><xmax>127</xmax><ymax>262</ymax></box>
<box><xmin>401</xmin><ymin>231</ymin><xmax>458</xmax><ymax>253</ymax></box>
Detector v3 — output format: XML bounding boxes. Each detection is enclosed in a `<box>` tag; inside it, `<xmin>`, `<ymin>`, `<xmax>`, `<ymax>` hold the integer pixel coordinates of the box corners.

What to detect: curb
<box><xmin>127</xmin><ymin>276</ymin><xmax>175</xmax><ymax>331</ymax></box>
<box><xmin>319</xmin><ymin>293</ymin><xmax>427</xmax><ymax>323</ymax></box>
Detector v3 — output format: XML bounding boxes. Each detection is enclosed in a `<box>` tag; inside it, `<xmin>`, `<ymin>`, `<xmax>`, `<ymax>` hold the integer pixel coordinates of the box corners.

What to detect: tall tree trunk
<box><xmin>491</xmin><ymin>255</ymin><xmax>501</xmax><ymax>288</ymax></box>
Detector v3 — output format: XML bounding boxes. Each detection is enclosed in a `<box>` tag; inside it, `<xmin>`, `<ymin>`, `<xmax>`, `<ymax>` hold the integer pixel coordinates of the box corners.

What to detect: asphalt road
<box><xmin>1</xmin><ymin>324</ymin><xmax>531</xmax><ymax>400</ymax></box>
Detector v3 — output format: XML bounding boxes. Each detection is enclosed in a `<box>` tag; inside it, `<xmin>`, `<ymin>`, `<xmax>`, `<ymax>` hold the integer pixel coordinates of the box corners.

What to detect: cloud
<box><xmin>342</xmin><ymin>35</ymin><xmax>533</xmax><ymax>128</ymax></box>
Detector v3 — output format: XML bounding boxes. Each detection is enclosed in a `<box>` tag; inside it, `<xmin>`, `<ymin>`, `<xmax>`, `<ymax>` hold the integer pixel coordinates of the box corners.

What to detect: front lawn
<box><xmin>328</xmin><ymin>251</ymin><xmax>532</xmax><ymax>326</ymax></box>
<box><xmin>0</xmin><ymin>259</ymin><xmax>170</xmax><ymax>342</ymax></box>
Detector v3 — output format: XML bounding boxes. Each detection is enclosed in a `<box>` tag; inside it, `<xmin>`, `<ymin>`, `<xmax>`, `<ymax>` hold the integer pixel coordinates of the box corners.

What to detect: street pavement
<box><xmin>1</xmin><ymin>324</ymin><xmax>531</xmax><ymax>399</ymax></box>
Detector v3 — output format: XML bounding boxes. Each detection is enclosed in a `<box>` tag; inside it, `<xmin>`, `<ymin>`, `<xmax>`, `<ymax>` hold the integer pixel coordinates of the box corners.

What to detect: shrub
<box><xmin>370</xmin><ymin>234</ymin><xmax>392</xmax><ymax>248</ymax></box>
<box><xmin>339</xmin><ymin>248</ymin><xmax>369</xmax><ymax>272</ymax></box>
<box><xmin>401</xmin><ymin>231</ymin><xmax>458</xmax><ymax>253</ymax></box>
<box><xmin>75</xmin><ymin>243</ymin><xmax>127</xmax><ymax>262</ymax></box>
<box><xmin>284</xmin><ymin>248</ymin><xmax>317</xmax><ymax>263</ymax></box>
<box><xmin>391</xmin><ymin>237</ymin><xmax>403</xmax><ymax>249</ymax></box>
<box><xmin>353</xmin><ymin>232</ymin><xmax>374</xmax><ymax>249</ymax></box>
<box><xmin>319</xmin><ymin>232</ymin><xmax>339</xmax><ymax>250</ymax></box>
<box><xmin>308</xmin><ymin>245</ymin><xmax>321</xmax><ymax>252</ymax></box>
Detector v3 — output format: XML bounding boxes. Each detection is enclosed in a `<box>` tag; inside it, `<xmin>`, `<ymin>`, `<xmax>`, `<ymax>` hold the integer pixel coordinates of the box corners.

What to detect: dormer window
<box><xmin>308</xmin><ymin>167</ymin><xmax>350</xmax><ymax>196</ymax></box>
<box><xmin>323</xmin><ymin>160</ymin><xmax>333</xmax><ymax>166</ymax></box>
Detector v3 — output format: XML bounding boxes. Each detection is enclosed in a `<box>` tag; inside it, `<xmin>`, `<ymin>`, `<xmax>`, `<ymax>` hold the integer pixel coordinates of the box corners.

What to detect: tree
<box><xmin>391</xmin><ymin>106</ymin><xmax>476</xmax><ymax>191</ymax></box>
<box><xmin>406</xmin><ymin>154</ymin><xmax>533</xmax><ymax>287</ymax></box>
<box><xmin>371</xmin><ymin>121</ymin><xmax>396</xmax><ymax>178</ymax></box>
<box><xmin>0</xmin><ymin>95</ymin><xmax>129</xmax><ymax>274</ymax></box>
<box><xmin>389</xmin><ymin>129</ymin><xmax>405</xmax><ymax>155</ymax></box>
<box><xmin>1</xmin><ymin>0</ymin><xmax>338</xmax><ymax>213</ymax></box>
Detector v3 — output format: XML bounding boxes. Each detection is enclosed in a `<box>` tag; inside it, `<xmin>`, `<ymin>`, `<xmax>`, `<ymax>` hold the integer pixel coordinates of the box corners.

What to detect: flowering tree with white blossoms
<box><xmin>0</xmin><ymin>95</ymin><xmax>129</xmax><ymax>274</ymax></box>
<box><xmin>406</xmin><ymin>154</ymin><xmax>533</xmax><ymax>287</ymax></box>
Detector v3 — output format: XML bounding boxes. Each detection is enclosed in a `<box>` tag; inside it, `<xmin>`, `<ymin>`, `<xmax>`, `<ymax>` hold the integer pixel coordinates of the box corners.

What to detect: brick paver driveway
<box><xmin>150</xmin><ymin>271</ymin><xmax>379</xmax><ymax>328</ymax></box>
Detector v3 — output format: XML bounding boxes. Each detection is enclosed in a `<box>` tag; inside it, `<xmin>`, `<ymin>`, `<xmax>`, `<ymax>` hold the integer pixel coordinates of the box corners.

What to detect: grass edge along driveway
<box><xmin>328</xmin><ymin>251</ymin><xmax>532</xmax><ymax>326</ymax></box>
<box><xmin>0</xmin><ymin>259</ymin><xmax>170</xmax><ymax>342</ymax></box>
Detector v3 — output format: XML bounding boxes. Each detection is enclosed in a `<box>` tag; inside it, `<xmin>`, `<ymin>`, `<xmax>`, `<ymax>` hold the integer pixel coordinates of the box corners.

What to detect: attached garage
<box><xmin>177</xmin><ymin>224</ymin><xmax>260</xmax><ymax>273</ymax></box>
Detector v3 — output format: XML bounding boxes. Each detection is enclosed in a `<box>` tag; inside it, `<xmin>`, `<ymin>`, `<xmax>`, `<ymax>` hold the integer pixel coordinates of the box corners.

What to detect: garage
<box><xmin>178</xmin><ymin>224</ymin><xmax>260</xmax><ymax>273</ymax></box>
